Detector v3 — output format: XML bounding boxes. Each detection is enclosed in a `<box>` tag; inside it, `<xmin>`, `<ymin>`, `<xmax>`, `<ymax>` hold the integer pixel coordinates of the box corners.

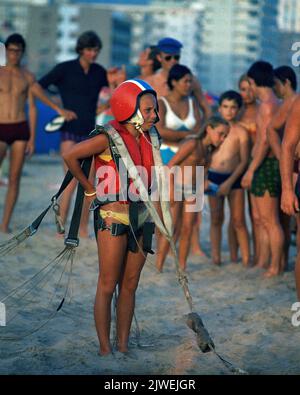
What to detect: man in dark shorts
<box><xmin>280</xmin><ymin>96</ymin><xmax>300</xmax><ymax>300</ymax></box>
<box><xmin>32</xmin><ymin>31</ymin><xmax>110</xmax><ymax>237</ymax></box>
<box><xmin>242</xmin><ymin>61</ymin><xmax>284</xmax><ymax>277</ymax></box>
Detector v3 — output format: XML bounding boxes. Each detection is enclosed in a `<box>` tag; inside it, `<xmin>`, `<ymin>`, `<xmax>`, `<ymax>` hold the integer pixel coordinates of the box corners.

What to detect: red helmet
<box><xmin>110</xmin><ymin>79</ymin><xmax>158</xmax><ymax>123</ymax></box>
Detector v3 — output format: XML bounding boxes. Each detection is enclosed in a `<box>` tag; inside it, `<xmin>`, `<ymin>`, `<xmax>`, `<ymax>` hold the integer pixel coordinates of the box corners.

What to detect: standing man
<box><xmin>242</xmin><ymin>61</ymin><xmax>284</xmax><ymax>277</ymax></box>
<box><xmin>0</xmin><ymin>34</ymin><xmax>36</xmax><ymax>233</ymax></box>
<box><xmin>32</xmin><ymin>31</ymin><xmax>110</xmax><ymax>237</ymax></box>
<box><xmin>144</xmin><ymin>37</ymin><xmax>211</xmax><ymax>120</ymax></box>
<box><xmin>280</xmin><ymin>96</ymin><xmax>300</xmax><ymax>300</ymax></box>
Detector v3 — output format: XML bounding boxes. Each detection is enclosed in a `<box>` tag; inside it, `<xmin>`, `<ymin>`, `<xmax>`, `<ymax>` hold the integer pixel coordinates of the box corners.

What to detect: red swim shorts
<box><xmin>0</xmin><ymin>120</ymin><xmax>30</xmax><ymax>145</ymax></box>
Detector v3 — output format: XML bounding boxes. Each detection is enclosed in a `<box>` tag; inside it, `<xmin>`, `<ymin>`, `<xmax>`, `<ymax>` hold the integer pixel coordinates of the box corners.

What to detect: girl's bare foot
<box><xmin>98</xmin><ymin>348</ymin><xmax>112</xmax><ymax>356</ymax></box>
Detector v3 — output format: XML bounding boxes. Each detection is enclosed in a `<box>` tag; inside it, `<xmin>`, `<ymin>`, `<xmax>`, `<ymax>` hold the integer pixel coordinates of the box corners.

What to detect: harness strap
<box><xmin>65</xmin><ymin>157</ymin><xmax>93</xmax><ymax>246</ymax></box>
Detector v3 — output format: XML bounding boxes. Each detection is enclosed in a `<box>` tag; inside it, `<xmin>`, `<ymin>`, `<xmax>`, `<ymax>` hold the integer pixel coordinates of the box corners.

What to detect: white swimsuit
<box><xmin>159</xmin><ymin>97</ymin><xmax>197</xmax><ymax>160</ymax></box>
<box><xmin>160</xmin><ymin>96</ymin><xmax>197</xmax><ymax>131</ymax></box>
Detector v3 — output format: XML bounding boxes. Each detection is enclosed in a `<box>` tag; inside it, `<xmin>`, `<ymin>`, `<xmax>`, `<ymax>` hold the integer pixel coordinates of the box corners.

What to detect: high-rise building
<box><xmin>0</xmin><ymin>1</ymin><xmax>132</xmax><ymax>75</ymax></box>
<box><xmin>276</xmin><ymin>0</ymin><xmax>300</xmax><ymax>85</ymax></box>
<box><xmin>0</xmin><ymin>1</ymin><xmax>58</xmax><ymax>76</ymax></box>
<box><xmin>56</xmin><ymin>3</ymin><xmax>131</xmax><ymax>68</ymax></box>
<box><xmin>199</xmin><ymin>0</ymin><xmax>279</xmax><ymax>94</ymax></box>
<box><xmin>278</xmin><ymin>0</ymin><xmax>300</xmax><ymax>31</ymax></box>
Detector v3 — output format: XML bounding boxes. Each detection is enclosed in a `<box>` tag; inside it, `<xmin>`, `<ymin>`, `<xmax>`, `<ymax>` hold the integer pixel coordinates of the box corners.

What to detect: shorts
<box><xmin>0</xmin><ymin>121</ymin><xmax>30</xmax><ymax>145</ymax></box>
<box><xmin>207</xmin><ymin>169</ymin><xmax>243</xmax><ymax>189</ymax></box>
<box><xmin>93</xmin><ymin>201</ymin><xmax>155</xmax><ymax>254</ymax></box>
<box><xmin>250</xmin><ymin>157</ymin><xmax>281</xmax><ymax>197</ymax></box>
<box><xmin>60</xmin><ymin>131</ymin><xmax>89</xmax><ymax>143</ymax></box>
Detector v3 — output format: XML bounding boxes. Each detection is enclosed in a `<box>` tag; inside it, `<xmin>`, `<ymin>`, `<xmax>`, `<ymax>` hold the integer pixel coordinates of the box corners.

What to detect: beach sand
<box><xmin>0</xmin><ymin>155</ymin><xmax>299</xmax><ymax>375</ymax></box>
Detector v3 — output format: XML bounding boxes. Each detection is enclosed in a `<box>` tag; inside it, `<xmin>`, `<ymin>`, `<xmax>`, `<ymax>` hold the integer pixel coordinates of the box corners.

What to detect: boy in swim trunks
<box><xmin>242</xmin><ymin>61</ymin><xmax>284</xmax><ymax>278</ymax></box>
<box><xmin>208</xmin><ymin>91</ymin><xmax>250</xmax><ymax>266</ymax></box>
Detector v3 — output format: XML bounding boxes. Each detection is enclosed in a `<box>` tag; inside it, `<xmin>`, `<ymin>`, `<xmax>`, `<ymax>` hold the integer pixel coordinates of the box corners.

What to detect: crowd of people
<box><xmin>1</xmin><ymin>29</ymin><xmax>300</xmax><ymax>357</ymax></box>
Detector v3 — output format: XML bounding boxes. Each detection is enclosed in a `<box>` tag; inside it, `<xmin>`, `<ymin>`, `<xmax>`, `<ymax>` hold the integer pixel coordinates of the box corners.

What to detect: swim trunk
<box><xmin>60</xmin><ymin>131</ymin><xmax>89</xmax><ymax>143</ymax></box>
<box><xmin>250</xmin><ymin>157</ymin><xmax>281</xmax><ymax>197</ymax></box>
<box><xmin>207</xmin><ymin>169</ymin><xmax>243</xmax><ymax>190</ymax></box>
<box><xmin>0</xmin><ymin>121</ymin><xmax>30</xmax><ymax>145</ymax></box>
<box><xmin>160</xmin><ymin>144</ymin><xmax>179</xmax><ymax>165</ymax></box>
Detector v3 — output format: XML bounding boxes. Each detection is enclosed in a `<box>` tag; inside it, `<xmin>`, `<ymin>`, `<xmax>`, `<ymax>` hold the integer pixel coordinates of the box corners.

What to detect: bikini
<box><xmin>92</xmin><ymin>120</ymin><xmax>156</xmax><ymax>253</ymax></box>
<box><xmin>160</xmin><ymin>96</ymin><xmax>196</xmax><ymax>165</ymax></box>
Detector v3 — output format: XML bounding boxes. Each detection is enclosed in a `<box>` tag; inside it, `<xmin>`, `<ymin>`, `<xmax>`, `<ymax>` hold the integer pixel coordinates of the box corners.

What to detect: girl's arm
<box><xmin>167</xmin><ymin>138</ymin><xmax>197</xmax><ymax>168</ymax></box>
<box><xmin>63</xmin><ymin>134</ymin><xmax>109</xmax><ymax>193</ymax></box>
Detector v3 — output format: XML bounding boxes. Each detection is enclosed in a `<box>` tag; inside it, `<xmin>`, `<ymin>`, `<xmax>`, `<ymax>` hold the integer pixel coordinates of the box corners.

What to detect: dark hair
<box><xmin>274</xmin><ymin>65</ymin><xmax>297</xmax><ymax>91</ymax></box>
<box><xmin>148</xmin><ymin>45</ymin><xmax>161</xmax><ymax>72</ymax></box>
<box><xmin>218</xmin><ymin>90</ymin><xmax>243</xmax><ymax>109</ymax></box>
<box><xmin>167</xmin><ymin>64</ymin><xmax>192</xmax><ymax>90</ymax></box>
<box><xmin>5</xmin><ymin>33</ymin><xmax>26</xmax><ymax>51</ymax></box>
<box><xmin>247</xmin><ymin>60</ymin><xmax>274</xmax><ymax>88</ymax></box>
<box><xmin>75</xmin><ymin>31</ymin><xmax>102</xmax><ymax>54</ymax></box>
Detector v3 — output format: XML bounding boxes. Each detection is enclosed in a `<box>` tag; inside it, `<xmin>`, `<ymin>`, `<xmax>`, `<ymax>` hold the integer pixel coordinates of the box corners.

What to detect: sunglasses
<box><xmin>164</xmin><ymin>54</ymin><xmax>180</xmax><ymax>61</ymax></box>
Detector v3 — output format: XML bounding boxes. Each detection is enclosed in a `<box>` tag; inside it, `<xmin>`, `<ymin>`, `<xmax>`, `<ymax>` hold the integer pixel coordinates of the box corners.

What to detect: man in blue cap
<box><xmin>144</xmin><ymin>37</ymin><xmax>211</xmax><ymax>119</ymax></box>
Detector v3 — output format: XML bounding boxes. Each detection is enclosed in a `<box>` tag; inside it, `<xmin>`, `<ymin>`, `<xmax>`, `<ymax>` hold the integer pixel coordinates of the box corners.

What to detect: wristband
<box><xmin>84</xmin><ymin>190</ymin><xmax>96</xmax><ymax>197</ymax></box>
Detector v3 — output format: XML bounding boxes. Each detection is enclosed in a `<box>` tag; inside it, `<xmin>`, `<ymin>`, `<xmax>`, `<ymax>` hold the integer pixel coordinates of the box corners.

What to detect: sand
<box><xmin>0</xmin><ymin>154</ymin><xmax>300</xmax><ymax>375</ymax></box>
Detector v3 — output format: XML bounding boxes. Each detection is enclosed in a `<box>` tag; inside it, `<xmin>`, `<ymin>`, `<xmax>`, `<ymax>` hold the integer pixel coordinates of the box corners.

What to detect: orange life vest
<box><xmin>94</xmin><ymin>120</ymin><xmax>154</xmax><ymax>202</ymax></box>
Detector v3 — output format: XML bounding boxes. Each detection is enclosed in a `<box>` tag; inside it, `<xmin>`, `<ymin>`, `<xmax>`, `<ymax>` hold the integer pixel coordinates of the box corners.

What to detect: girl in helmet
<box><xmin>63</xmin><ymin>79</ymin><xmax>159</xmax><ymax>356</ymax></box>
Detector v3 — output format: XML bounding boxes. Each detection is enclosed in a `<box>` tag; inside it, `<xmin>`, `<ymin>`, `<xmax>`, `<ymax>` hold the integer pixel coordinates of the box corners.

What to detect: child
<box><xmin>208</xmin><ymin>91</ymin><xmax>250</xmax><ymax>266</ymax></box>
<box><xmin>156</xmin><ymin>116</ymin><xmax>229</xmax><ymax>272</ymax></box>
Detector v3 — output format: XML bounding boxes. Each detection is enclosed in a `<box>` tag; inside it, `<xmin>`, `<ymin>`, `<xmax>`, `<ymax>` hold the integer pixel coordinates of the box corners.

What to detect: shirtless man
<box><xmin>144</xmin><ymin>37</ymin><xmax>211</xmax><ymax>120</ymax></box>
<box><xmin>242</xmin><ymin>61</ymin><xmax>284</xmax><ymax>277</ymax></box>
<box><xmin>0</xmin><ymin>34</ymin><xmax>36</xmax><ymax>232</ymax></box>
<box><xmin>0</xmin><ymin>34</ymin><xmax>79</xmax><ymax>233</ymax></box>
<box><xmin>268</xmin><ymin>66</ymin><xmax>298</xmax><ymax>269</ymax></box>
<box><xmin>280</xmin><ymin>96</ymin><xmax>300</xmax><ymax>299</ymax></box>
<box><xmin>208</xmin><ymin>91</ymin><xmax>250</xmax><ymax>266</ymax></box>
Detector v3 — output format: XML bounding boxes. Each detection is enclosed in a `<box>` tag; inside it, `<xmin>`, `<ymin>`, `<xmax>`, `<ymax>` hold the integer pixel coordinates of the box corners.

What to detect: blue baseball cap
<box><xmin>157</xmin><ymin>37</ymin><xmax>183</xmax><ymax>54</ymax></box>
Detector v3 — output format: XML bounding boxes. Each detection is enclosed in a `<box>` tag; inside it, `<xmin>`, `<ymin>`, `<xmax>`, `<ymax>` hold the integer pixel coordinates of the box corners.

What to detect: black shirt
<box><xmin>39</xmin><ymin>58</ymin><xmax>108</xmax><ymax>135</ymax></box>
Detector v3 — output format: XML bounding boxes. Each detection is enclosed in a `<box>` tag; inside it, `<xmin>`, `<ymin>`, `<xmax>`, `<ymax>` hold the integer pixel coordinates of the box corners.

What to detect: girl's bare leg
<box><xmin>95</xmin><ymin>229</ymin><xmax>127</xmax><ymax>355</ymax></box>
<box><xmin>117</xmin><ymin>236</ymin><xmax>147</xmax><ymax>352</ymax></box>
<box><xmin>208</xmin><ymin>196</ymin><xmax>224</xmax><ymax>265</ymax></box>
<box><xmin>178</xmin><ymin>199</ymin><xmax>197</xmax><ymax>271</ymax></box>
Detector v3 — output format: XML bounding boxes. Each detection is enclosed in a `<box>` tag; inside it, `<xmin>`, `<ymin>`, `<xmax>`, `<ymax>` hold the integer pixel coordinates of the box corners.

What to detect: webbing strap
<box><xmin>65</xmin><ymin>156</ymin><xmax>93</xmax><ymax>245</ymax></box>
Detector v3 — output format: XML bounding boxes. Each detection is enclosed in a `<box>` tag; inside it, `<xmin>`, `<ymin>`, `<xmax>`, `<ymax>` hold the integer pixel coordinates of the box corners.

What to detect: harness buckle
<box><xmin>26</xmin><ymin>225</ymin><xmax>37</xmax><ymax>237</ymax></box>
<box><xmin>64</xmin><ymin>238</ymin><xmax>79</xmax><ymax>247</ymax></box>
<box><xmin>89</xmin><ymin>200</ymin><xmax>100</xmax><ymax>212</ymax></box>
